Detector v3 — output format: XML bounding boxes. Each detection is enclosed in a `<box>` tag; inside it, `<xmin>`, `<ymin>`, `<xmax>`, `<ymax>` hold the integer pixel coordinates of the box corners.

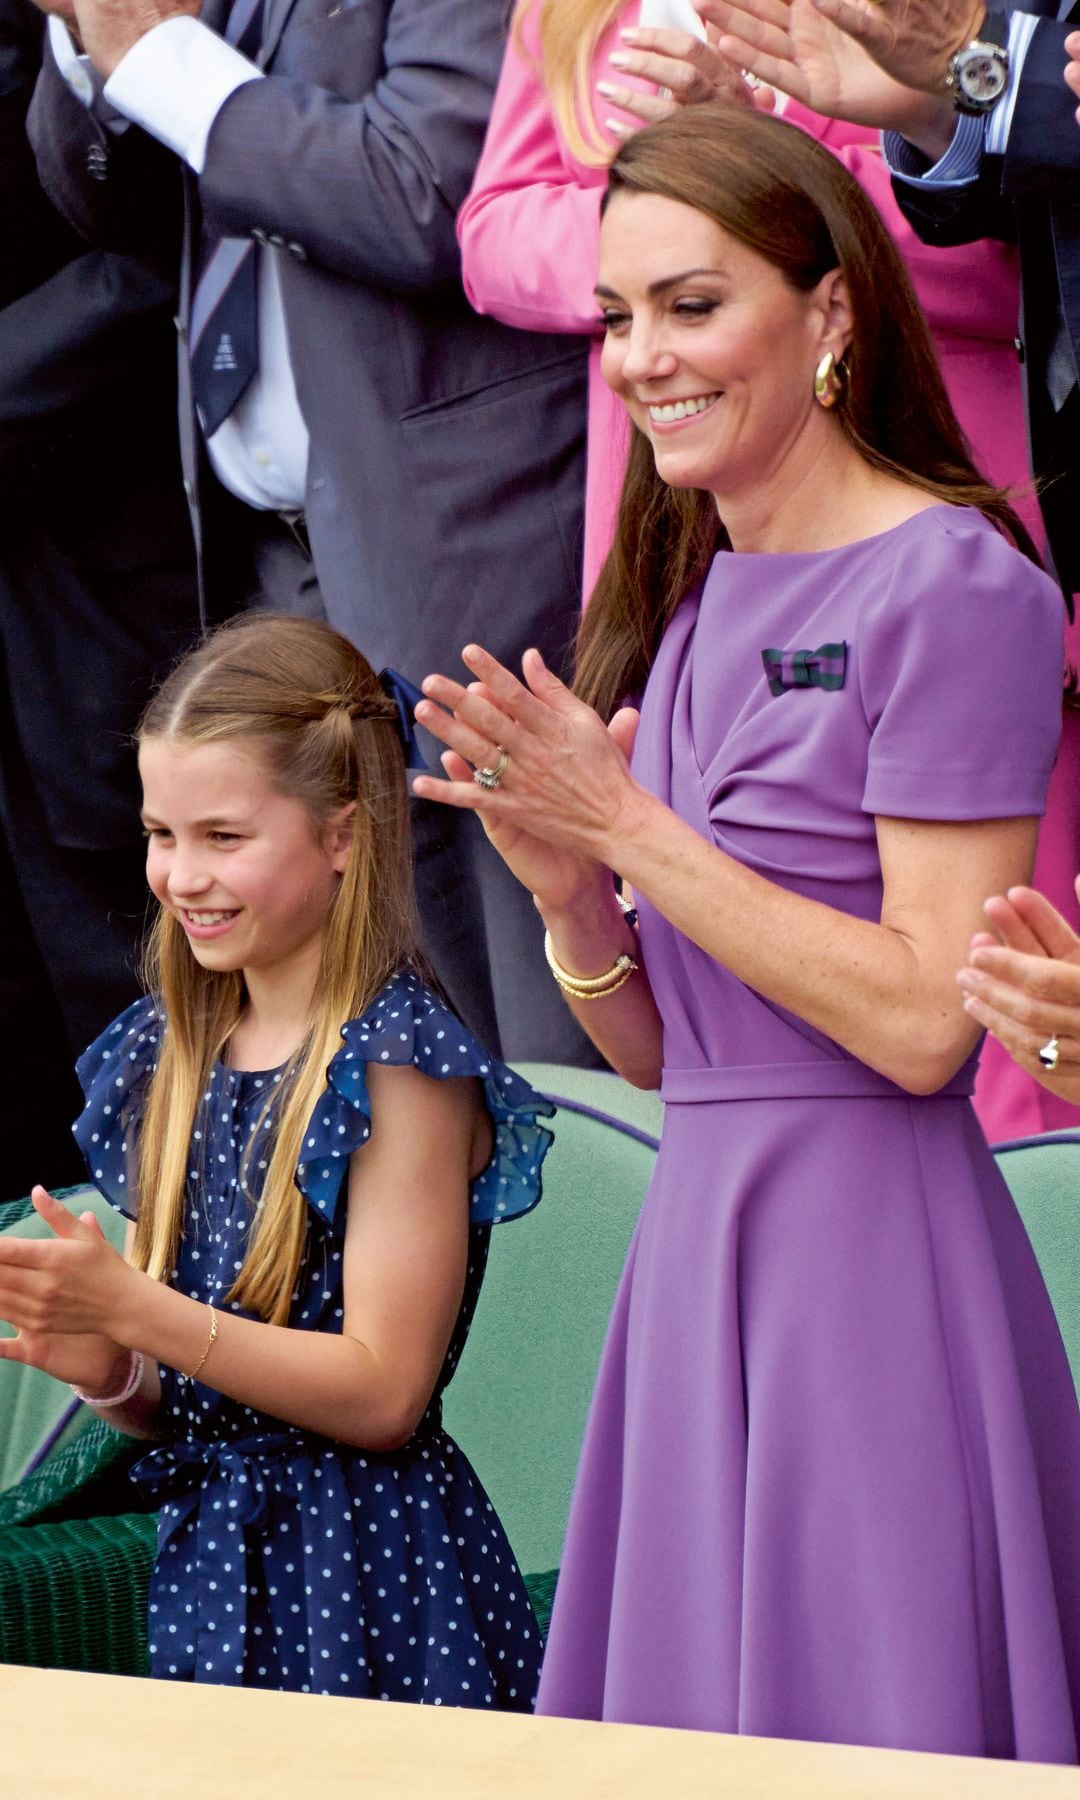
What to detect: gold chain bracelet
<box><xmin>181</xmin><ymin>1302</ymin><xmax>218</xmax><ymax>1382</ymax></box>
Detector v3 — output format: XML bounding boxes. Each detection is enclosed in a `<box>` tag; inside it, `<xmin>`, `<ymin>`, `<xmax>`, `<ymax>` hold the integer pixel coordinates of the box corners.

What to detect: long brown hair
<box><xmin>134</xmin><ymin>615</ymin><xmax>422</xmax><ymax>1325</ymax></box>
<box><xmin>576</xmin><ymin>105</ymin><xmax>1041</xmax><ymax>721</ymax></box>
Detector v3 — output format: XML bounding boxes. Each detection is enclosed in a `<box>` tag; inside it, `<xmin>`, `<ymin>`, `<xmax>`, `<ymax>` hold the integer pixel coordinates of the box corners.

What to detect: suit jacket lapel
<box><xmin>257</xmin><ymin>0</ymin><xmax>306</xmax><ymax>66</ymax></box>
<box><xmin>200</xmin><ymin>0</ymin><xmax>231</xmax><ymax>34</ymax></box>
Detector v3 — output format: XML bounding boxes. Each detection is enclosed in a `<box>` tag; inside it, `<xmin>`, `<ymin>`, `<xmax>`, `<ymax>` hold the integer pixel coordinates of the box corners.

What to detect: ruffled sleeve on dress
<box><xmin>72</xmin><ymin>994</ymin><xmax>163</xmax><ymax>1220</ymax></box>
<box><xmin>859</xmin><ymin>511</ymin><xmax>1064</xmax><ymax>820</ymax></box>
<box><xmin>295</xmin><ymin>970</ymin><xmax>555</xmax><ymax>1232</ymax></box>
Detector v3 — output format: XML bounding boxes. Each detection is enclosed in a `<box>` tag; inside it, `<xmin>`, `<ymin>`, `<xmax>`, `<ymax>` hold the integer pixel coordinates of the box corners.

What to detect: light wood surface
<box><xmin>3</xmin><ymin>1664</ymin><xmax>1078</xmax><ymax>1799</ymax></box>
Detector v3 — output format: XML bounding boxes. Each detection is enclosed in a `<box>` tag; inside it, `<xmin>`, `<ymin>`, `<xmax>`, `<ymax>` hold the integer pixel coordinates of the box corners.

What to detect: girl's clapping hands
<box><xmin>0</xmin><ymin>1187</ymin><xmax>135</xmax><ymax>1389</ymax></box>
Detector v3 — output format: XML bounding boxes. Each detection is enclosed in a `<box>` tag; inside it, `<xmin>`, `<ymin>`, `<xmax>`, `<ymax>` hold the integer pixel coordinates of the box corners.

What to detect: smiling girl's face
<box><xmin>596</xmin><ymin>190</ymin><xmax>847</xmax><ymax>506</ymax></box>
<box><xmin>139</xmin><ymin>736</ymin><xmax>349</xmax><ymax>981</ymax></box>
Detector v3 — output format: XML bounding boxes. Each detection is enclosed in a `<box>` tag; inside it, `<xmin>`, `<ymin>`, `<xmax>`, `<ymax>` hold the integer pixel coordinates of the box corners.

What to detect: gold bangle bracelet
<box><xmin>544</xmin><ymin>929</ymin><xmax>639</xmax><ymax>995</ymax></box>
<box><xmin>551</xmin><ymin>964</ymin><xmax>637</xmax><ymax>1002</ymax></box>
<box><xmin>181</xmin><ymin>1302</ymin><xmax>218</xmax><ymax>1383</ymax></box>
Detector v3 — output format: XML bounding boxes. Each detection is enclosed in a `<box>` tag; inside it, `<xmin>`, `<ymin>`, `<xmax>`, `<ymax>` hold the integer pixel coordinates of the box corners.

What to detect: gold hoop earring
<box><xmin>814</xmin><ymin>351</ymin><xmax>844</xmax><ymax>410</ymax></box>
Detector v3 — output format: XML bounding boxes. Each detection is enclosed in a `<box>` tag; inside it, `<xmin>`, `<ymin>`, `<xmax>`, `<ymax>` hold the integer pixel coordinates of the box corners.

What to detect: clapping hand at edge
<box><xmin>957</xmin><ymin>877</ymin><xmax>1080</xmax><ymax>1106</ymax></box>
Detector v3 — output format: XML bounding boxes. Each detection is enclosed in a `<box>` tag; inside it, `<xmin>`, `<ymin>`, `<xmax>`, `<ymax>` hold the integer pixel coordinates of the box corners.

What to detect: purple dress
<box><xmin>536</xmin><ymin>507</ymin><xmax>1080</xmax><ymax>1759</ymax></box>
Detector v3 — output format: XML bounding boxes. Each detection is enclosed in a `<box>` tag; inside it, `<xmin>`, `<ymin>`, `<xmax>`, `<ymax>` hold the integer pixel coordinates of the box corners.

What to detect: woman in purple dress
<box><xmin>415</xmin><ymin>105</ymin><xmax>1080</xmax><ymax>1760</ymax></box>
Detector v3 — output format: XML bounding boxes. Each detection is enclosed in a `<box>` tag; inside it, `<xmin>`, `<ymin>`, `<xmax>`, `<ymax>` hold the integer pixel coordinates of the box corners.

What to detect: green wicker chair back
<box><xmin>443</xmin><ymin>1064</ymin><xmax>662</xmax><ymax>1579</ymax></box>
<box><xmin>994</xmin><ymin>1131</ymin><xmax>1080</xmax><ymax>1397</ymax></box>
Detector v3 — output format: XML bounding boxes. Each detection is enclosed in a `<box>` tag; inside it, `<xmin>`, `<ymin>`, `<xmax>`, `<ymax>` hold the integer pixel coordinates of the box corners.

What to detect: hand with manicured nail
<box><xmin>414</xmin><ymin>645</ymin><xmax>647</xmax><ymax>909</ymax></box>
<box><xmin>956</xmin><ymin>877</ymin><xmax>1080</xmax><ymax>1105</ymax></box>
<box><xmin>597</xmin><ymin>22</ymin><xmax>772</xmax><ymax>139</ymax></box>
<box><xmin>695</xmin><ymin>0</ymin><xmax>958</xmax><ymax>149</ymax></box>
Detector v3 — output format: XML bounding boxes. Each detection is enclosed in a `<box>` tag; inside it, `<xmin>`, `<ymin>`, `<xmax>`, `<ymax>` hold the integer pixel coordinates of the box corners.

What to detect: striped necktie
<box><xmin>189</xmin><ymin>0</ymin><xmax>266</xmax><ymax>437</ymax></box>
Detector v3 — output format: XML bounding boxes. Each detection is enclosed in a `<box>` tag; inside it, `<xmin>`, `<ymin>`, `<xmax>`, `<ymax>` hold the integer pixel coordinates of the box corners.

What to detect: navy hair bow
<box><xmin>760</xmin><ymin>642</ymin><xmax>846</xmax><ymax>698</ymax></box>
<box><xmin>378</xmin><ymin>667</ymin><xmax>427</xmax><ymax>770</ymax></box>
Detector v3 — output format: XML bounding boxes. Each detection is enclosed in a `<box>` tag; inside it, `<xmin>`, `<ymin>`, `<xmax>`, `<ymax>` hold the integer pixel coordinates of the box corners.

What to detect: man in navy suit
<box><xmin>0</xmin><ymin>0</ymin><xmax>201</xmax><ymax>1189</ymax></box>
<box><xmin>29</xmin><ymin>0</ymin><xmax>593</xmax><ymax>1062</ymax></box>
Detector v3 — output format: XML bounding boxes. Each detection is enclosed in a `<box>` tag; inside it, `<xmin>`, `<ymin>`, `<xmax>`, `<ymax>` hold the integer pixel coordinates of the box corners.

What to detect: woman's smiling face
<box><xmin>596</xmin><ymin>190</ymin><xmax>845</xmax><ymax>505</ymax></box>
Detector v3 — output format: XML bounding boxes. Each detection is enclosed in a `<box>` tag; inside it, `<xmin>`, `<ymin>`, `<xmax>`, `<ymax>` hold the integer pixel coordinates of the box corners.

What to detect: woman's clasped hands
<box><xmin>414</xmin><ymin>645</ymin><xmax>646</xmax><ymax>910</ymax></box>
<box><xmin>0</xmin><ymin>1186</ymin><xmax>136</xmax><ymax>1389</ymax></box>
<box><xmin>957</xmin><ymin>877</ymin><xmax>1080</xmax><ymax>1106</ymax></box>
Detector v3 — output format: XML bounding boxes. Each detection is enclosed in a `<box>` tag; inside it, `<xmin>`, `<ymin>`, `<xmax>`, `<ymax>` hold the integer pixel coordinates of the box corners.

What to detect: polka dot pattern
<box><xmin>72</xmin><ymin>975</ymin><xmax>552</xmax><ymax>1707</ymax></box>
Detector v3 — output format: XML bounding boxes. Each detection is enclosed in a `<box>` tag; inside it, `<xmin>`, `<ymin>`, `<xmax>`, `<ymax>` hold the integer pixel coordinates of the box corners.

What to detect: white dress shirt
<box><xmin>50</xmin><ymin>13</ymin><xmax>309</xmax><ymax>511</ymax></box>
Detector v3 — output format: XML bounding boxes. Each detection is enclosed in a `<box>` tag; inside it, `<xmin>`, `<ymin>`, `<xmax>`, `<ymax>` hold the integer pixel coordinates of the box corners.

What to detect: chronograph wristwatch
<box><xmin>945</xmin><ymin>10</ymin><xmax>1010</xmax><ymax>114</ymax></box>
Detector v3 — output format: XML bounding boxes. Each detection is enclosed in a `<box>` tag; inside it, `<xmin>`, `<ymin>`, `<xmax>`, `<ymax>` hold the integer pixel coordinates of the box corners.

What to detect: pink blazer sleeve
<box><xmin>457</xmin><ymin>7</ymin><xmax>604</xmax><ymax>336</ymax></box>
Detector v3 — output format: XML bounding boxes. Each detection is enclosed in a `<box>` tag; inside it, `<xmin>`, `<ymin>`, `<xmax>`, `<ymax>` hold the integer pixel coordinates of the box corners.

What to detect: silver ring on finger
<box><xmin>1037</xmin><ymin>1034</ymin><xmax>1061</xmax><ymax>1071</ymax></box>
<box><xmin>473</xmin><ymin>748</ymin><xmax>509</xmax><ymax>792</ymax></box>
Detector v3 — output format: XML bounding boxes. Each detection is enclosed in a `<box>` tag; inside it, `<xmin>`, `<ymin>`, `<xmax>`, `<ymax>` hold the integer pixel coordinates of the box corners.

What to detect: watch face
<box><xmin>958</xmin><ymin>46</ymin><xmax>1008</xmax><ymax>102</ymax></box>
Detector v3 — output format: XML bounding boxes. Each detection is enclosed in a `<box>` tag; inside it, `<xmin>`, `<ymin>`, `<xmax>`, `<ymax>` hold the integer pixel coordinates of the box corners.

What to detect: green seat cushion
<box><xmin>994</xmin><ymin>1131</ymin><xmax>1080</xmax><ymax>1396</ymax></box>
<box><xmin>444</xmin><ymin>1064</ymin><xmax>659</xmax><ymax>1577</ymax></box>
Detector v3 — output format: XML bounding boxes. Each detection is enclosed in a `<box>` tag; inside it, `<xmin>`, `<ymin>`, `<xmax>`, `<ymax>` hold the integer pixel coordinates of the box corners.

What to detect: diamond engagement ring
<box><xmin>1037</xmin><ymin>1035</ymin><xmax>1061</xmax><ymax>1072</ymax></box>
<box><xmin>473</xmin><ymin>748</ymin><xmax>509</xmax><ymax>791</ymax></box>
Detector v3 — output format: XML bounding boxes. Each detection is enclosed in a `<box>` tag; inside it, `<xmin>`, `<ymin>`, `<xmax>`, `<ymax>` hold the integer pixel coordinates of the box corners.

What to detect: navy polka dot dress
<box><xmin>73</xmin><ymin>971</ymin><xmax>554</xmax><ymax>1706</ymax></box>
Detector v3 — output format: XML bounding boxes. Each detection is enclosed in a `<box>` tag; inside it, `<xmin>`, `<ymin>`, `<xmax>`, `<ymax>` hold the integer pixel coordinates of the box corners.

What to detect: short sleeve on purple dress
<box><xmin>858</xmin><ymin>510</ymin><xmax>1062</xmax><ymax>818</ymax></box>
<box><xmin>537</xmin><ymin>508</ymin><xmax>1080</xmax><ymax>1761</ymax></box>
<box><xmin>73</xmin><ymin>970</ymin><xmax>553</xmax><ymax>1707</ymax></box>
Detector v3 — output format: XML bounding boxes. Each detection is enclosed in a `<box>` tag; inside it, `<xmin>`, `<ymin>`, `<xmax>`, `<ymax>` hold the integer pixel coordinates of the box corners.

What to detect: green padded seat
<box><xmin>444</xmin><ymin>1063</ymin><xmax>661</xmax><ymax>1579</ymax></box>
<box><xmin>993</xmin><ymin>1130</ymin><xmax>1080</xmax><ymax>1396</ymax></box>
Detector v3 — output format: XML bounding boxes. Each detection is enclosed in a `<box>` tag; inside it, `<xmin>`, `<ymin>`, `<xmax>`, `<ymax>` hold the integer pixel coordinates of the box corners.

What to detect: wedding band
<box><xmin>1037</xmin><ymin>1035</ymin><xmax>1061</xmax><ymax>1071</ymax></box>
<box><xmin>473</xmin><ymin>748</ymin><xmax>509</xmax><ymax>791</ymax></box>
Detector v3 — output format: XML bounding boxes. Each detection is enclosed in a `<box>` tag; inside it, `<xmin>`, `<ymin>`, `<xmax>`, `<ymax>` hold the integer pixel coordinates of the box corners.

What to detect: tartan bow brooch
<box><xmin>760</xmin><ymin>642</ymin><xmax>846</xmax><ymax>697</ymax></box>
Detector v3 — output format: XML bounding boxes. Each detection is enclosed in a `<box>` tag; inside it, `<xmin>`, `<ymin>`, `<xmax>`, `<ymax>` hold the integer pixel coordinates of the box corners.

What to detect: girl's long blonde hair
<box><xmin>133</xmin><ymin>615</ymin><xmax>422</xmax><ymax>1326</ymax></box>
<box><xmin>516</xmin><ymin>0</ymin><xmax>625</xmax><ymax>167</ymax></box>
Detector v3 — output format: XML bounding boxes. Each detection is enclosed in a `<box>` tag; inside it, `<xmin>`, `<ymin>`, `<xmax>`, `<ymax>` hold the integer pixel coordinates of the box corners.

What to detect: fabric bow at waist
<box><xmin>132</xmin><ymin>1431</ymin><xmax>311</xmax><ymax>1683</ymax></box>
<box><xmin>661</xmin><ymin>1061</ymin><xmax>976</xmax><ymax>1103</ymax></box>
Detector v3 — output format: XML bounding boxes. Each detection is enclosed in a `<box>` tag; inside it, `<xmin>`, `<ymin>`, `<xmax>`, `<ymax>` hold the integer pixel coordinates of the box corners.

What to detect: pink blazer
<box><xmin>458</xmin><ymin>7</ymin><xmax>1080</xmax><ymax>1139</ymax></box>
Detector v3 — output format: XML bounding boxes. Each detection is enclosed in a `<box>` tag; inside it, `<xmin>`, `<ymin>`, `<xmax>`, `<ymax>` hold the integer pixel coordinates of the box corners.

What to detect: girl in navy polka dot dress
<box><xmin>0</xmin><ymin>616</ymin><xmax>552</xmax><ymax>1705</ymax></box>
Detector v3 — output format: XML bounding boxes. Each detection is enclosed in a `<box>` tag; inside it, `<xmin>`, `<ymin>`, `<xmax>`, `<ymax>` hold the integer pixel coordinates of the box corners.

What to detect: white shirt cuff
<box><xmin>882</xmin><ymin>112</ymin><xmax>986</xmax><ymax>188</ymax></box>
<box><xmin>103</xmin><ymin>15</ymin><xmax>262</xmax><ymax>174</ymax></box>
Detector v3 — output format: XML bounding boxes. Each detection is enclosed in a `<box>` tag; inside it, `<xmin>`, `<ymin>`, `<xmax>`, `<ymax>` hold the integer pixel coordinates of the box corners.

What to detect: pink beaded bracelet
<box><xmin>71</xmin><ymin>1350</ymin><xmax>145</xmax><ymax>1408</ymax></box>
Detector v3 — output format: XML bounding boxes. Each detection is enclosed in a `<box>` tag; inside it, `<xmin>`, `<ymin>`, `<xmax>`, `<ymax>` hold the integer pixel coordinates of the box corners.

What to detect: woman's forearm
<box><xmin>604</xmin><ymin>791</ymin><xmax>992</xmax><ymax>1093</ymax></box>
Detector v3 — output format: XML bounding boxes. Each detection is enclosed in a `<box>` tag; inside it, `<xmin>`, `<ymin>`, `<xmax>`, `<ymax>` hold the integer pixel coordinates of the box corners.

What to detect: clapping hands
<box><xmin>957</xmin><ymin>878</ymin><xmax>1080</xmax><ymax>1106</ymax></box>
<box><xmin>695</xmin><ymin>0</ymin><xmax>957</xmax><ymax>152</ymax></box>
<box><xmin>414</xmin><ymin>645</ymin><xmax>647</xmax><ymax>912</ymax></box>
<box><xmin>597</xmin><ymin>21</ymin><xmax>774</xmax><ymax>138</ymax></box>
<box><xmin>1065</xmin><ymin>31</ymin><xmax>1080</xmax><ymax>123</ymax></box>
<box><xmin>0</xmin><ymin>1187</ymin><xmax>134</xmax><ymax>1390</ymax></box>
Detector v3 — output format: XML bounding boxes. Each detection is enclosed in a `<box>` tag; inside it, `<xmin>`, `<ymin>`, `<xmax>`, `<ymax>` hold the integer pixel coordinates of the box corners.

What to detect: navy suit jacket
<box><xmin>28</xmin><ymin>0</ymin><xmax>589</xmax><ymax>685</ymax></box>
<box><xmin>893</xmin><ymin>1</ymin><xmax>1080</xmax><ymax>582</ymax></box>
<box><xmin>0</xmin><ymin>0</ymin><xmax>198</xmax><ymax>850</ymax></box>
